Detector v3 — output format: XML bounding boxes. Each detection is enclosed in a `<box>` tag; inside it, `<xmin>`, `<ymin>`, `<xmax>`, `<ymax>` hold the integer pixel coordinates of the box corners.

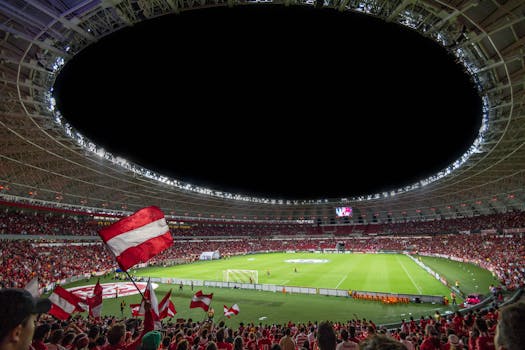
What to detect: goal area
<box><xmin>223</xmin><ymin>269</ymin><xmax>259</xmax><ymax>284</ymax></box>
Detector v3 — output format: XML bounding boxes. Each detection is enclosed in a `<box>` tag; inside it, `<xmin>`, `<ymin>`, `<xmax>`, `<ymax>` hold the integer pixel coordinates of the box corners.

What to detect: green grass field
<box><xmin>63</xmin><ymin>253</ymin><xmax>500</xmax><ymax>326</ymax></box>
<box><xmin>138</xmin><ymin>253</ymin><xmax>452</xmax><ymax>295</ymax></box>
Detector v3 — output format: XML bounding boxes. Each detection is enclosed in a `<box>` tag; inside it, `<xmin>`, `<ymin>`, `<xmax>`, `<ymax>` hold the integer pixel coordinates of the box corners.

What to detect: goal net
<box><xmin>223</xmin><ymin>269</ymin><xmax>259</xmax><ymax>284</ymax></box>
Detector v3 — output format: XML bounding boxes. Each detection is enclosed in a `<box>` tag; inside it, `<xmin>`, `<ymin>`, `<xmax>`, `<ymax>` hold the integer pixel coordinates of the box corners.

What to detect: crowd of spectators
<box><xmin>8</xmin><ymin>298</ymin><xmax>525</xmax><ymax>350</ymax></box>
<box><xmin>0</xmin><ymin>240</ymin><xmax>115</xmax><ymax>289</ymax></box>
<box><xmin>3</xmin><ymin>210</ymin><xmax>525</xmax><ymax>238</ymax></box>
<box><xmin>0</xmin><ymin>211</ymin><xmax>99</xmax><ymax>236</ymax></box>
<box><xmin>1</xmin><ymin>233</ymin><xmax>524</xmax><ymax>292</ymax></box>
<box><xmin>1</xmin><ymin>207</ymin><xmax>525</xmax><ymax>350</ymax></box>
<box><xmin>1</xmin><ymin>208</ymin><xmax>524</xmax><ymax>292</ymax></box>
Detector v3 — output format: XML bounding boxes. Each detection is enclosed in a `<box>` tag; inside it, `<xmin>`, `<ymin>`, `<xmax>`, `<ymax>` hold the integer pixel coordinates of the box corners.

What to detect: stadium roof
<box><xmin>1</xmin><ymin>0</ymin><xmax>524</xmax><ymax>224</ymax></box>
<box><xmin>51</xmin><ymin>5</ymin><xmax>483</xmax><ymax>201</ymax></box>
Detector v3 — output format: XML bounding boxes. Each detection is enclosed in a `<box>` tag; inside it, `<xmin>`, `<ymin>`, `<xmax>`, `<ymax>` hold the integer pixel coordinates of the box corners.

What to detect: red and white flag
<box><xmin>140</xmin><ymin>278</ymin><xmax>161</xmax><ymax>329</ymax></box>
<box><xmin>223</xmin><ymin>304</ymin><xmax>240</xmax><ymax>318</ymax></box>
<box><xmin>87</xmin><ymin>280</ymin><xmax>103</xmax><ymax>320</ymax></box>
<box><xmin>130</xmin><ymin>303</ymin><xmax>143</xmax><ymax>317</ymax></box>
<box><xmin>98</xmin><ymin>206</ymin><xmax>173</xmax><ymax>271</ymax></box>
<box><xmin>189</xmin><ymin>290</ymin><xmax>213</xmax><ymax>311</ymax></box>
<box><xmin>158</xmin><ymin>289</ymin><xmax>176</xmax><ymax>319</ymax></box>
<box><xmin>48</xmin><ymin>285</ymin><xmax>86</xmax><ymax>320</ymax></box>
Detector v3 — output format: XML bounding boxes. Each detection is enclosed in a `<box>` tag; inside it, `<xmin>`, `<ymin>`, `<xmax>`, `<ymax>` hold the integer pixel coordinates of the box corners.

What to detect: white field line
<box><xmin>397</xmin><ymin>256</ymin><xmax>423</xmax><ymax>294</ymax></box>
<box><xmin>335</xmin><ymin>274</ymin><xmax>348</xmax><ymax>289</ymax></box>
<box><xmin>280</xmin><ymin>280</ymin><xmax>290</xmax><ymax>285</ymax></box>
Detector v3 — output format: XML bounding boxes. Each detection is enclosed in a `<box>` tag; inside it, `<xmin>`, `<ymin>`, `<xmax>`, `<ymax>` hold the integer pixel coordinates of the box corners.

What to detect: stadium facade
<box><xmin>0</xmin><ymin>0</ymin><xmax>524</xmax><ymax>224</ymax></box>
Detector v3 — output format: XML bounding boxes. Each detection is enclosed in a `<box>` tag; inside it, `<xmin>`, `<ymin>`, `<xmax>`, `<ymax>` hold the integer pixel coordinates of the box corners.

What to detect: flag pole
<box><xmin>125</xmin><ymin>270</ymin><xmax>145</xmax><ymax>299</ymax></box>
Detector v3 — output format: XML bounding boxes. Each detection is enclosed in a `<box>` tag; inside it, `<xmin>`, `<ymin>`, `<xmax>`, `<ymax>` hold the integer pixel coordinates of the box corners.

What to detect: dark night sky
<box><xmin>52</xmin><ymin>4</ymin><xmax>482</xmax><ymax>200</ymax></box>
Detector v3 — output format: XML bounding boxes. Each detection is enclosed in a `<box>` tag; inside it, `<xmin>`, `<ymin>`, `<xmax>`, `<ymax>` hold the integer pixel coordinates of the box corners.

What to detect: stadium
<box><xmin>1</xmin><ymin>0</ymin><xmax>524</xmax><ymax>349</ymax></box>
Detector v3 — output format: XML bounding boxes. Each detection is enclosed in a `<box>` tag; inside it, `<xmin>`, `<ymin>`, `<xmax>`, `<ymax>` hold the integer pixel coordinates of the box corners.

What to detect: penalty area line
<box><xmin>335</xmin><ymin>274</ymin><xmax>348</xmax><ymax>289</ymax></box>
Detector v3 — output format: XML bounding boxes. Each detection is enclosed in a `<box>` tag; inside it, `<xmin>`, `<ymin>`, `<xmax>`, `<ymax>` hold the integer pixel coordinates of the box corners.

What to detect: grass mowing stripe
<box><xmin>397</xmin><ymin>255</ymin><xmax>423</xmax><ymax>294</ymax></box>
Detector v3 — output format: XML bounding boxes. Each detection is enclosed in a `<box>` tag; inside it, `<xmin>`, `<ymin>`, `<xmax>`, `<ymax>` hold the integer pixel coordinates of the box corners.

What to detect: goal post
<box><xmin>223</xmin><ymin>269</ymin><xmax>259</xmax><ymax>284</ymax></box>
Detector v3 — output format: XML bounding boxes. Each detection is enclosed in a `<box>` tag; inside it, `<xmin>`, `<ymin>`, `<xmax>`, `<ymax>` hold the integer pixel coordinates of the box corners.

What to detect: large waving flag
<box><xmin>190</xmin><ymin>290</ymin><xmax>213</xmax><ymax>311</ymax></box>
<box><xmin>158</xmin><ymin>289</ymin><xmax>176</xmax><ymax>319</ymax></box>
<box><xmin>223</xmin><ymin>304</ymin><xmax>240</xmax><ymax>318</ymax></box>
<box><xmin>49</xmin><ymin>285</ymin><xmax>86</xmax><ymax>320</ymax></box>
<box><xmin>98</xmin><ymin>206</ymin><xmax>173</xmax><ymax>271</ymax></box>
<box><xmin>87</xmin><ymin>280</ymin><xmax>103</xmax><ymax>320</ymax></box>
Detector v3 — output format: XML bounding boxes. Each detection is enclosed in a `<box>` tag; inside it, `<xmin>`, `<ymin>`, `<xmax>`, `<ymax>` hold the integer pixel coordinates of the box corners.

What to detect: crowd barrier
<box><xmin>151</xmin><ymin>277</ymin><xmax>443</xmax><ymax>303</ymax></box>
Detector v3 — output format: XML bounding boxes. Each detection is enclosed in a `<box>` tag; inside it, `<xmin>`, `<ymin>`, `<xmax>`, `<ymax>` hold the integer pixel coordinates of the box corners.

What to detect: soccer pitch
<box><xmin>68</xmin><ymin>253</ymin><xmax>498</xmax><ymax>325</ymax></box>
<box><xmin>139</xmin><ymin>253</ymin><xmax>450</xmax><ymax>295</ymax></box>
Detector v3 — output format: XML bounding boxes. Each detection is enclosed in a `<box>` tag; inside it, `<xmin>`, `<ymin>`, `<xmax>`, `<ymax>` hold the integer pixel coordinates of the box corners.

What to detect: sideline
<box><xmin>397</xmin><ymin>256</ymin><xmax>423</xmax><ymax>294</ymax></box>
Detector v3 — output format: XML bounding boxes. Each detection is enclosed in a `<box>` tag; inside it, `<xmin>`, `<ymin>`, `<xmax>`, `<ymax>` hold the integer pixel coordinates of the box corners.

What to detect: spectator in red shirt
<box><xmin>257</xmin><ymin>330</ymin><xmax>272</xmax><ymax>350</ymax></box>
<box><xmin>474</xmin><ymin>318</ymin><xmax>495</xmax><ymax>350</ymax></box>
<box><xmin>101</xmin><ymin>301</ymin><xmax>154</xmax><ymax>350</ymax></box>
<box><xmin>420</xmin><ymin>325</ymin><xmax>441</xmax><ymax>350</ymax></box>
<box><xmin>215</xmin><ymin>329</ymin><xmax>232</xmax><ymax>350</ymax></box>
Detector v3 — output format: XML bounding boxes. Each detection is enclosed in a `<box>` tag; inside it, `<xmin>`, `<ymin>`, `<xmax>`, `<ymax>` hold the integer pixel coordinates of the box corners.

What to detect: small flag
<box><xmin>140</xmin><ymin>278</ymin><xmax>161</xmax><ymax>329</ymax></box>
<box><xmin>130</xmin><ymin>303</ymin><xmax>143</xmax><ymax>317</ymax></box>
<box><xmin>158</xmin><ymin>289</ymin><xmax>176</xmax><ymax>319</ymax></box>
<box><xmin>98</xmin><ymin>206</ymin><xmax>173</xmax><ymax>271</ymax></box>
<box><xmin>49</xmin><ymin>285</ymin><xmax>86</xmax><ymax>320</ymax></box>
<box><xmin>189</xmin><ymin>290</ymin><xmax>213</xmax><ymax>311</ymax></box>
<box><xmin>166</xmin><ymin>300</ymin><xmax>176</xmax><ymax>318</ymax></box>
<box><xmin>223</xmin><ymin>304</ymin><xmax>240</xmax><ymax>318</ymax></box>
<box><xmin>87</xmin><ymin>280</ymin><xmax>103</xmax><ymax>320</ymax></box>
